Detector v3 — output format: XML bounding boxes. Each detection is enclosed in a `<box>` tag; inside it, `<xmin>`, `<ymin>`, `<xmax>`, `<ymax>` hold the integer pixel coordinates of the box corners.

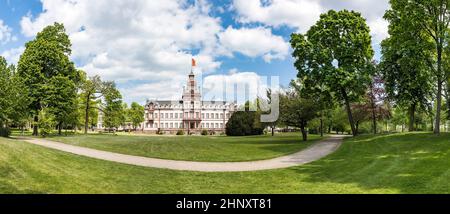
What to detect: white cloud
<box><xmin>233</xmin><ymin>0</ymin><xmax>390</xmax><ymax>45</ymax></box>
<box><xmin>219</xmin><ymin>26</ymin><xmax>289</xmax><ymax>63</ymax></box>
<box><xmin>202</xmin><ymin>71</ymin><xmax>269</xmax><ymax>104</ymax></box>
<box><xmin>1</xmin><ymin>46</ymin><xmax>24</xmax><ymax>64</ymax></box>
<box><xmin>19</xmin><ymin>0</ymin><xmax>228</xmax><ymax>102</ymax></box>
<box><xmin>233</xmin><ymin>0</ymin><xmax>323</xmax><ymax>33</ymax></box>
<box><xmin>0</xmin><ymin>19</ymin><xmax>16</xmax><ymax>45</ymax></box>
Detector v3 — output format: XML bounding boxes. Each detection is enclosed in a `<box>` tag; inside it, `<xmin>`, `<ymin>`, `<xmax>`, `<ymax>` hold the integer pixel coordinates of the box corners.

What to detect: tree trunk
<box><xmin>58</xmin><ymin>122</ymin><xmax>62</xmax><ymax>135</ymax></box>
<box><xmin>342</xmin><ymin>88</ymin><xmax>357</xmax><ymax>136</ymax></box>
<box><xmin>355</xmin><ymin>121</ymin><xmax>359</xmax><ymax>136</ymax></box>
<box><xmin>271</xmin><ymin>126</ymin><xmax>274</xmax><ymax>136</ymax></box>
<box><xmin>409</xmin><ymin>103</ymin><xmax>416</xmax><ymax>132</ymax></box>
<box><xmin>33</xmin><ymin>115</ymin><xmax>39</xmax><ymax>136</ymax></box>
<box><xmin>84</xmin><ymin>93</ymin><xmax>91</xmax><ymax>135</ymax></box>
<box><xmin>300</xmin><ymin>125</ymin><xmax>307</xmax><ymax>141</ymax></box>
<box><xmin>320</xmin><ymin>118</ymin><xmax>324</xmax><ymax>137</ymax></box>
<box><xmin>371</xmin><ymin>105</ymin><xmax>377</xmax><ymax>134</ymax></box>
<box><xmin>435</xmin><ymin>45</ymin><xmax>443</xmax><ymax>135</ymax></box>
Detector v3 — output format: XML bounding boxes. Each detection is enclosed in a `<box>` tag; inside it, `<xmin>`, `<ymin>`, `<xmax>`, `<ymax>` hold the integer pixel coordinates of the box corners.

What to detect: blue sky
<box><xmin>0</xmin><ymin>0</ymin><xmax>389</xmax><ymax>104</ymax></box>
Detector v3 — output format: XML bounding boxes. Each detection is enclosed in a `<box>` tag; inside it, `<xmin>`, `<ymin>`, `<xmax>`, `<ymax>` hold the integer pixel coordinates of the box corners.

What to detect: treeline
<box><xmin>228</xmin><ymin>5</ymin><xmax>450</xmax><ymax>141</ymax></box>
<box><xmin>0</xmin><ymin>23</ymin><xmax>144</xmax><ymax>137</ymax></box>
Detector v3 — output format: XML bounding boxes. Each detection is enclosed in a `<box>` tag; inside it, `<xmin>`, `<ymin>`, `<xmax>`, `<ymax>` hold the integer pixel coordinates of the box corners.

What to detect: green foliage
<box><xmin>129</xmin><ymin>102</ymin><xmax>144</xmax><ymax>130</ymax></box>
<box><xmin>201</xmin><ymin>130</ymin><xmax>208</xmax><ymax>136</ymax></box>
<box><xmin>0</xmin><ymin>57</ymin><xmax>30</xmax><ymax>134</ymax></box>
<box><xmin>38</xmin><ymin>109</ymin><xmax>55</xmax><ymax>138</ymax></box>
<box><xmin>176</xmin><ymin>130</ymin><xmax>185</xmax><ymax>136</ymax></box>
<box><xmin>102</xmin><ymin>82</ymin><xmax>124</xmax><ymax>131</ymax></box>
<box><xmin>291</xmin><ymin>10</ymin><xmax>374</xmax><ymax>136</ymax></box>
<box><xmin>388</xmin><ymin>0</ymin><xmax>450</xmax><ymax>134</ymax></box>
<box><xmin>279</xmin><ymin>82</ymin><xmax>320</xmax><ymax>141</ymax></box>
<box><xmin>226</xmin><ymin>111</ymin><xmax>264</xmax><ymax>136</ymax></box>
<box><xmin>0</xmin><ymin>127</ymin><xmax>11</xmax><ymax>137</ymax></box>
<box><xmin>17</xmin><ymin>23</ymin><xmax>79</xmax><ymax>136</ymax></box>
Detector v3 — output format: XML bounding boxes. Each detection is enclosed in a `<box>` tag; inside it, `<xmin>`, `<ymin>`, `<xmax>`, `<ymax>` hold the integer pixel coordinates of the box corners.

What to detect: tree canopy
<box><xmin>291</xmin><ymin>10</ymin><xmax>374</xmax><ymax>136</ymax></box>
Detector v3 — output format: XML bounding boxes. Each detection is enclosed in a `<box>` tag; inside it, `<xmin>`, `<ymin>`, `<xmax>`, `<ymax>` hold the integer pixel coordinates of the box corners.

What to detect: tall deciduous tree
<box><xmin>390</xmin><ymin>0</ymin><xmax>450</xmax><ymax>134</ymax></box>
<box><xmin>102</xmin><ymin>82</ymin><xmax>124</xmax><ymax>133</ymax></box>
<box><xmin>17</xmin><ymin>23</ymin><xmax>78</xmax><ymax>136</ymax></box>
<box><xmin>381</xmin><ymin>2</ymin><xmax>434</xmax><ymax>132</ymax></box>
<box><xmin>0</xmin><ymin>57</ymin><xmax>29</xmax><ymax>137</ymax></box>
<box><xmin>291</xmin><ymin>10</ymin><xmax>374</xmax><ymax>136</ymax></box>
<box><xmin>129</xmin><ymin>102</ymin><xmax>145</xmax><ymax>131</ymax></box>
<box><xmin>79</xmin><ymin>73</ymin><xmax>110</xmax><ymax>134</ymax></box>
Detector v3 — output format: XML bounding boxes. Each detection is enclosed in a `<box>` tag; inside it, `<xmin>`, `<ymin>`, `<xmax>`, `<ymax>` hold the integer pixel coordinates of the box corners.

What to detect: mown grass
<box><xmin>1</xmin><ymin>133</ymin><xmax>450</xmax><ymax>193</ymax></box>
<box><xmin>47</xmin><ymin>133</ymin><xmax>321</xmax><ymax>162</ymax></box>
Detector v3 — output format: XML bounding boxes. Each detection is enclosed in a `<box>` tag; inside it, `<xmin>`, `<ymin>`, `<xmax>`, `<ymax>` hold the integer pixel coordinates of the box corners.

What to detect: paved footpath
<box><xmin>19</xmin><ymin>135</ymin><xmax>345</xmax><ymax>172</ymax></box>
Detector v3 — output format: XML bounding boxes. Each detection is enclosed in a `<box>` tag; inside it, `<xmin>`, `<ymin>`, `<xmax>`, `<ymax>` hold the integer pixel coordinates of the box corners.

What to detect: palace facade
<box><xmin>140</xmin><ymin>71</ymin><xmax>236</xmax><ymax>134</ymax></box>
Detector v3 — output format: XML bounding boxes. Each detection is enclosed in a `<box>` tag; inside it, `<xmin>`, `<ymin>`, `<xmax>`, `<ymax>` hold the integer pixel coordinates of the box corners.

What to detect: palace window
<box><xmin>161</xmin><ymin>113</ymin><xmax>164</xmax><ymax>119</ymax></box>
<box><xmin>155</xmin><ymin>113</ymin><xmax>158</xmax><ymax>118</ymax></box>
<box><xmin>216</xmin><ymin>113</ymin><xmax>219</xmax><ymax>119</ymax></box>
<box><xmin>220</xmin><ymin>123</ymin><xmax>223</xmax><ymax>129</ymax></box>
<box><xmin>206</xmin><ymin>113</ymin><xmax>209</xmax><ymax>119</ymax></box>
<box><xmin>170</xmin><ymin>113</ymin><xmax>173</xmax><ymax>119</ymax></box>
<box><xmin>206</xmin><ymin>123</ymin><xmax>209</xmax><ymax>128</ymax></box>
<box><xmin>196</xmin><ymin>112</ymin><xmax>199</xmax><ymax>119</ymax></box>
<box><xmin>165</xmin><ymin>113</ymin><xmax>169</xmax><ymax>119</ymax></box>
<box><xmin>211</xmin><ymin>114</ymin><xmax>214</xmax><ymax>119</ymax></box>
<box><xmin>220</xmin><ymin>113</ymin><xmax>224</xmax><ymax>119</ymax></box>
<box><xmin>202</xmin><ymin>113</ymin><xmax>204</xmax><ymax>119</ymax></box>
<box><xmin>170</xmin><ymin>123</ymin><xmax>173</xmax><ymax>128</ymax></box>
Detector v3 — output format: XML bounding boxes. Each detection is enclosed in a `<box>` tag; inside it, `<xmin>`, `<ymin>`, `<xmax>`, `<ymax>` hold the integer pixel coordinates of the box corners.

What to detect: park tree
<box><xmin>381</xmin><ymin>2</ymin><xmax>434</xmax><ymax>132</ymax></box>
<box><xmin>102</xmin><ymin>82</ymin><xmax>124</xmax><ymax>133</ymax></box>
<box><xmin>79</xmin><ymin>73</ymin><xmax>121</xmax><ymax>134</ymax></box>
<box><xmin>279</xmin><ymin>83</ymin><xmax>319</xmax><ymax>141</ymax></box>
<box><xmin>0</xmin><ymin>57</ymin><xmax>29</xmax><ymax>137</ymax></box>
<box><xmin>17</xmin><ymin>23</ymin><xmax>78</xmax><ymax>136</ymax></box>
<box><xmin>387</xmin><ymin>0</ymin><xmax>450</xmax><ymax>134</ymax></box>
<box><xmin>291</xmin><ymin>10</ymin><xmax>374</xmax><ymax>136</ymax></box>
<box><xmin>260</xmin><ymin>89</ymin><xmax>280</xmax><ymax>136</ymax></box>
<box><xmin>129</xmin><ymin>102</ymin><xmax>145</xmax><ymax>131</ymax></box>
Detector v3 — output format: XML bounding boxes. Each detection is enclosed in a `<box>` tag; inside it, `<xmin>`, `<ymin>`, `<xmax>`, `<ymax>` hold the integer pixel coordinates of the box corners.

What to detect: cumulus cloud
<box><xmin>0</xmin><ymin>19</ymin><xmax>16</xmax><ymax>45</ymax></box>
<box><xmin>219</xmin><ymin>26</ymin><xmax>289</xmax><ymax>63</ymax></box>
<box><xmin>202</xmin><ymin>70</ymin><xmax>271</xmax><ymax>104</ymax></box>
<box><xmin>233</xmin><ymin>0</ymin><xmax>323</xmax><ymax>33</ymax></box>
<box><xmin>1</xmin><ymin>46</ymin><xmax>24</xmax><ymax>64</ymax></box>
<box><xmin>21</xmin><ymin>0</ymin><xmax>223</xmax><ymax>83</ymax></box>
<box><xmin>233</xmin><ymin>0</ymin><xmax>390</xmax><ymax>44</ymax></box>
<box><xmin>19</xmin><ymin>0</ymin><xmax>292</xmax><ymax>103</ymax></box>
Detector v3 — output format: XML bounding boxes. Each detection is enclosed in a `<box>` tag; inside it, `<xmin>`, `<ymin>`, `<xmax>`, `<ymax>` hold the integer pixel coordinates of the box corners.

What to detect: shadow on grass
<box><xmin>285</xmin><ymin>133</ymin><xmax>450</xmax><ymax>193</ymax></box>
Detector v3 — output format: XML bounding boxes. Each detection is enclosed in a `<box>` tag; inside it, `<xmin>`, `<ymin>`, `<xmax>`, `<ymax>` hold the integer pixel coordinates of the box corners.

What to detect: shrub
<box><xmin>176</xmin><ymin>130</ymin><xmax>185</xmax><ymax>135</ymax></box>
<box><xmin>226</xmin><ymin>111</ymin><xmax>265</xmax><ymax>136</ymax></box>
<box><xmin>156</xmin><ymin>129</ymin><xmax>164</xmax><ymax>135</ymax></box>
<box><xmin>201</xmin><ymin>130</ymin><xmax>208</xmax><ymax>136</ymax></box>
<box><xmin>38</xmin><ymin>109</ymin><xmax>55</xmax><ymax>138</ymax></box>
<box><xmin>0</xmin><ymin>127</ymin><xmax>11</xmax><ymax>137</ymax></box>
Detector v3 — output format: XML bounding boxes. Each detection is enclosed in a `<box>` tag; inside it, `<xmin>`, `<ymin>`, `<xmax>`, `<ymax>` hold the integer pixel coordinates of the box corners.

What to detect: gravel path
<box><xmin>19</xmin><ymin>135</ymin><xmax>344</xmax><ymax>172</ymax></box>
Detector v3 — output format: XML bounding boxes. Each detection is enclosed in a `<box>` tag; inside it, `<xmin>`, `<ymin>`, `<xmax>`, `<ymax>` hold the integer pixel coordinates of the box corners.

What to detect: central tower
<box><xmin>182</xmin><ymin>59</ymin><xmax>202</xmax><ymax>132</ymax></box>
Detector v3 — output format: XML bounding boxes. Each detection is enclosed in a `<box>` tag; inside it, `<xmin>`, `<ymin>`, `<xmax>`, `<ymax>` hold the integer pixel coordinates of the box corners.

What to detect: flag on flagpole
<box><xmin>192</xmin><ymin>58</ymin><xmax>196</xmax><ymax>67</ymax></box>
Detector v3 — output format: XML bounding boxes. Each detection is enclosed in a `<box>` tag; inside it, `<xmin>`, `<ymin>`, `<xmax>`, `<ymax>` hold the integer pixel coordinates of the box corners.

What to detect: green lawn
<box><xmin>1</xmin><ymin>133</ymin><xmax>450</xmax><ymax>193</ymax></box>
<box><xmin>47</xmin><ymin>133</ymin><xmax>321</xmax><ymax>162</ymax></box>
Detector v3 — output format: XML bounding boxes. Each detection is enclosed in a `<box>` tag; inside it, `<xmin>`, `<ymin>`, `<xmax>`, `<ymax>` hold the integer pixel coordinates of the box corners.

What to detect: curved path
<box><xmin>18</xmin><ymin>135</ymin><xmax>344</xmax><ymax>172</ymax></box>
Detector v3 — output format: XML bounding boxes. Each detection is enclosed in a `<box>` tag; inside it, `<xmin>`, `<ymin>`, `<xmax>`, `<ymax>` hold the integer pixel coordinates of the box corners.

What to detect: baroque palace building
<box><xmin>97</xmin><ymin>61</ymin><xmax>237</xmax><ymax>134</ymax></box>
<box><xmin>141</xmin><ymin>70</ymin><xmax>237</xmax><ymax>134</ymax></box>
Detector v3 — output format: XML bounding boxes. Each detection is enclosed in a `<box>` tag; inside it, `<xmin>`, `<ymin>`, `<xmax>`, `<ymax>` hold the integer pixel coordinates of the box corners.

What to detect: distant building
<box><xmin>141</xmin><ymin>71</ymin><xmax>237</xmax><ymax>134</ymax></box>
<box><xmin>97</xmin><ymin>67</ymin><xmax>237</xmax><ymax>134</ymax></box>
